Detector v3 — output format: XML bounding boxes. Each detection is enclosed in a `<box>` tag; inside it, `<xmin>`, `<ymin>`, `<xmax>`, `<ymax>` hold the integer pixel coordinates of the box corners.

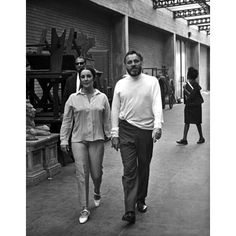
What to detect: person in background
<box><xmin>60</xmin><ymin>56</ymin><xmax>86</xmax><ymax>163</ymax></box>
<box><xmin>176</xmin><ymin>67</ymin><xmax>205</xmax><ymax>145</ymax></box>
<box><xmin>111</xmin><ymin>50</ymin><xmax>163</xmax><ymax>224</ymax></box>
<box><xmin>61</xmin><ymin>56</ymin><xmax>86</xmax><ymax>114</ymax></box>
<box><xmin>60</xmin><ymin>66</ymin><xmax>111</xmax><ymax>224</ymax></box>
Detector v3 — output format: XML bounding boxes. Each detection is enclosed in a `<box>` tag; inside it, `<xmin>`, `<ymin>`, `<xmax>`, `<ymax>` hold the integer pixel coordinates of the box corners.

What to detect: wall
<box><xmin>186</xmin><ymin>41</ymin><xmax>199</xmax><ymax>73</ymax></box>
<box><xmin>199</xmin><ymin>45</ymin><xmax>209</xmax><ymax>91</ymax></box>
<box><xmin>111</xmin><ymin>15</ymin><xmax>127</xmax><ymax>85</ymax></box>
<box><xmin>129</xmin><ymin>19</ymin><xmax>167</xmax><ymax>69</ymax></box>
<box><xmin>163</xmin><ymin>34</ymin><xmax>175</xmax><ymax>79</ymax></box>
<box><xmin>26</xmin><ymin>0</ymin><xmax>210</xmax><ymax>99</ymax></box>
<box><xmin>92</xmin><ymin>0</ymin><xmax>210</xmax><ymax>92</ymax></box>
<box><xmin>207</xmin><ymin>48</ymin><xmax>210</xmax><ymax>90</ymax></box>
<box><xmin>26</xmin><ymin>0</ymin><xmax>112</xmax><ymax>50</ymax></box>
<box><xmin>89</xmin><ymin>0</ymin><xmax>210</xmax><ymax>46</ymax></box>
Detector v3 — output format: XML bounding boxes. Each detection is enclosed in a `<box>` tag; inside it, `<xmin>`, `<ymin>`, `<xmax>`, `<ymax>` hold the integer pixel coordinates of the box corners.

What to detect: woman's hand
<box><xmin>111</xmin><ymin>137</ymin><xmax>120</xmax><ymax>151</ymax></box>
<box><xmin>61</xmin><ymin>144</ymin><xmax>70</xmax><ymax>153</ymax></box>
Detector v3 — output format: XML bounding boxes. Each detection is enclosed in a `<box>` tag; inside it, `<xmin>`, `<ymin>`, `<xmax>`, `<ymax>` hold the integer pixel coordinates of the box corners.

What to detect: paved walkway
<box><xmin>26</xmin><ymin>93</ymin><xmax>210</xmax><ymax>236</ymax></box>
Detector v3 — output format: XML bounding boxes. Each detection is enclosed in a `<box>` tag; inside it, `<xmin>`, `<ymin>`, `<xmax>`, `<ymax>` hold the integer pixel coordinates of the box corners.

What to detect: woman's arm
<box><xmin>60</xmin><ymin>97</ymin><xmax>74</xmax><ymax>146</ymax></box>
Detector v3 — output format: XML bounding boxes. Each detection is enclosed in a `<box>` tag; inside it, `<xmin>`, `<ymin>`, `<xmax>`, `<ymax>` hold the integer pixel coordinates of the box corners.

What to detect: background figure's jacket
<box><xmin>184</xmin><ymin>80</ymin><xmax>204</xmax><ymax>105</ymax></box>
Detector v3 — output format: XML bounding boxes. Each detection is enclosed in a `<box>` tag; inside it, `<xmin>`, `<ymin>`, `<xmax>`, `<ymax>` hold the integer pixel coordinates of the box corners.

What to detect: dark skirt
<box><xmin>184</xmin><ymin>104</ymin><xmax>202</xmax><ymax>124</ymax></box>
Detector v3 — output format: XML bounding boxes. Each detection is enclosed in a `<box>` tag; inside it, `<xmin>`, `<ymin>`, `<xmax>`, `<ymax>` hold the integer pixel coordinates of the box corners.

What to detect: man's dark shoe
<box><xmin>122</xmin><ymin>211</ymin><xmax>135</xmax><ymax>224</ymax></box>
<box><xmin>197</xmin><ymin>137</ymin><xmax>205</xmax><ymax>144</ymax></box>
<box><xmin>176</xmin><ymin>139</ymin><xmax>188</xmax><ymax>145</ymax></box>
<box><xmin>137</xmin><ymin>202</ymin><xmax>147</xmax><ymax>213</ymax></box>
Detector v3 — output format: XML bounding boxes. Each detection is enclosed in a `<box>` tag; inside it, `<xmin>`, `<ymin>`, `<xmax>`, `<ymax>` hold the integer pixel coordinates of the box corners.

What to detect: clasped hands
<box><xmin>111</xmin><ymin>137</ymin><xmax>120</xmax><ymax>151</ymax></box>
<box><xmin>111</xmin><ymin>128</ymin><xmax>162</xmax><ymax>151</ymax></box>
<box><xmin>61</xmin><ymin>128</ymin><xmax>162</xmax><ymax>152</ymax></box>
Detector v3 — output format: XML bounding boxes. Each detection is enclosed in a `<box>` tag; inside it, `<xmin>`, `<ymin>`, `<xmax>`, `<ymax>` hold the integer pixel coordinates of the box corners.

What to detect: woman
<box><xmin>60</xmin><ymin>66</ymin><xmax>111</xmax><ymax>224</ymax></box>
<box><xmin>176</xmin><ymin>67</ymin><xmax>205</xmax><ymax>145</ymax></box>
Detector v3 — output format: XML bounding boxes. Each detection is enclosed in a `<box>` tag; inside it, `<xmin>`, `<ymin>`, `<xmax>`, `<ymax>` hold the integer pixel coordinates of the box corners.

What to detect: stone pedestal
<box><xmin>26</xmin><ymin>146</ymin><xmax>47</xmax><ymax>186</ymax></box>
<box><xmin>43</xmin><ymin>135</ymin><xmax>61</xmax><ymax>178</ymax></box>
<box><xmin>26</xmin><ymin>133</ymin><xmax>61</xmax><ymax>186</ymax></box>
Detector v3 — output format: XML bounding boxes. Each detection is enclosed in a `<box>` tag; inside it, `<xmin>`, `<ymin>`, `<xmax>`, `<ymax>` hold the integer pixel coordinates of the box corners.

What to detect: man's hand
<box><xmin>152</xmin><ymin>128</ymin><xmax>162</xmax><ymax>143</ymax></box>
<box><xmin>61</xmin><ymin>144</ymin><xmax>70</xmax><ymax>153</ymax></box>
<box><xmin>111</xmin><ymin>137</ymin><xmax>120</xmax><ymax>151</ymax></box>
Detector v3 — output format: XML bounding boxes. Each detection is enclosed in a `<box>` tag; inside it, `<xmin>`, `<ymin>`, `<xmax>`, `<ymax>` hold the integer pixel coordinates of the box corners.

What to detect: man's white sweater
<box><xmin>111</xmin><ymin>73</ymin><xmax>163</xmax><ymax>136</ymax></box>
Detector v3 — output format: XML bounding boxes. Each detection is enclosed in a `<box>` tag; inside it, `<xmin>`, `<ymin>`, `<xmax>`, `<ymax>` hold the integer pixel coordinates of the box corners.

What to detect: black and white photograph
<box><xmin>2</xmin><ymin>0</ymin><xmax>236</xmax><ymax>236</ymax></box>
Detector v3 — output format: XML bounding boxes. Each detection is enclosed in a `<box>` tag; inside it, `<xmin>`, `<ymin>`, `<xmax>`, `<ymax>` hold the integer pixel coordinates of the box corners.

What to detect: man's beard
<box><xmin>126</xmin><ymin>66</ymin><xmax>142</xmax><ymax>77</ymax></box>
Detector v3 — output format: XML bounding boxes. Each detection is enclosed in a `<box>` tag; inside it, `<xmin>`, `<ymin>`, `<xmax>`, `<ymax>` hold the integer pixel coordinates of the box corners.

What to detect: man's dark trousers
<box><xmin>119</xmin><ymin>120</ymin><xmax>153</xmax><ymax>213</ymax></box>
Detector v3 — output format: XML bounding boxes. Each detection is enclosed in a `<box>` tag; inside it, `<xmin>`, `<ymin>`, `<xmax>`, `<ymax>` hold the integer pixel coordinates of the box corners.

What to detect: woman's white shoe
<box><xmin>94</xmin><ymin>193</ymin><xmax>101</xmax><ymax>207</ymax></box>
<box><xmin>79</xmin><ymin>209</ymin><xmax>90</xmax><ymax>224</ymax></box>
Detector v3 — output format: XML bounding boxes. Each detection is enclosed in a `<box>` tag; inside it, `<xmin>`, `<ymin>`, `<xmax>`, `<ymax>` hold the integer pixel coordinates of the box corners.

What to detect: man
<box><xmin>111</xmin><ymin>50</ymin><xmax>163</xmax><ymax>224</ymax></box>
<box><xmin>61</xmin><ymin>56</ymin><xmax>86</xmax><ymax>114</ymax></box>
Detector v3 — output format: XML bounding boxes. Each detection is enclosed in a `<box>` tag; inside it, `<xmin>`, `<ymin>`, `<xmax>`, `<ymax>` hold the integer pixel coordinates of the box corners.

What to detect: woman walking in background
<box><xmin>176</xmin><ymin>67</ymin><xmax>205</xmax><ymax>145</ymax></box>
<box><xmin>60</xmin><ymin>66</ymin><xmax>111</xmax><ymax>224</ymax></box>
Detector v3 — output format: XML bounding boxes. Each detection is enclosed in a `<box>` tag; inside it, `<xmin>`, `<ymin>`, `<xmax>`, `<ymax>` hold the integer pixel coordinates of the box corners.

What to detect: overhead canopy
<box><xmin>152</xmin><ymin>0</ymin><xmax>210</xmax><ymax>35</ymax></box>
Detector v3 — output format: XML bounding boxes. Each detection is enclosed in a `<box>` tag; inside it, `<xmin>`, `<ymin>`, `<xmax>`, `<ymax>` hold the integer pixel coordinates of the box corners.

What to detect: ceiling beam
<box><xmin>188</xmin><ymin>17</ymin><xmax>210</xmax><ymax>25</ymax></box>
<box><xmin>152</xmin><ymin>0</ymin><xmax>210</xmax><ymax>9</ymax></box>
<box><xmin>198</xmin><ymin>24</ymin><xmax>210</xmax><ymax>31</ymax></box>
<box><xmin>173</xmin><ymin>7</ymin><xmax>209</xmax><ymax>18</ymax></box>
<box><xmin>197</xmin><ymin>0</ymin><xmax>210</xmax><ymax>14</ymax></box>
<box><xmin>152</xmin><ymin>1</ymin><xmax>210</xmax><ymax>35</ymax></box>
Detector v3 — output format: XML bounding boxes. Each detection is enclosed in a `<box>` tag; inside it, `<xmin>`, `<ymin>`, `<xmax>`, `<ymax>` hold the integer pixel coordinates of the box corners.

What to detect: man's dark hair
<box><xmin>187</xmin><ymin>67</ymin><xmax>199</xmax><ymax>80</ymax></box>
<box><xmin>75</xmin><ymin>56</ymin><xmax>86</xmax><ymax>64</ymax></box>
<box><xmin>123</xmin><ymin>50</ymin><xmax>143</xmax><ymax>64</ymax></box>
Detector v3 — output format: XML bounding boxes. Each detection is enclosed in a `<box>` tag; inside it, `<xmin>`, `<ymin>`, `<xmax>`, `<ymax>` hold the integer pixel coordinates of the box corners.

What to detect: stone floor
<box><xmin>26</xmin><ymin>92</ymin><xmax>210</xmax><ymax>236</ymax></box>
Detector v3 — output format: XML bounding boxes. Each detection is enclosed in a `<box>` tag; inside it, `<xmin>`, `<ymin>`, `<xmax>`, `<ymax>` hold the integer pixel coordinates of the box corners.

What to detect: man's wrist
<box><xmin>154</xmin><ymin>127</ymin><xmax>162</xmax><ymax>131</ymax></box>
<box><xmin>111</xmin><ymin>127</ymin><xmax>119</xmax><ymax>138</ymax></box>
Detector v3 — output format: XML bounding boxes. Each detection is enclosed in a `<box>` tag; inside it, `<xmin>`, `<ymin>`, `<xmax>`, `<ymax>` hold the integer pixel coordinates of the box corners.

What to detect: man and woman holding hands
<box><xmin>60</xmin><ymin>50</ymin><xmax>204</xmax><ymax>224</ymax></box>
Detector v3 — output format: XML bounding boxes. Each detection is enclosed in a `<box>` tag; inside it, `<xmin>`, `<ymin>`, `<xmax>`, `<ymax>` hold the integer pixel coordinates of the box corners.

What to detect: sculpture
<box><xmin>26</xmin><ymin>100</ymin><xmax>51</xmax><ymax>140</ymax></box>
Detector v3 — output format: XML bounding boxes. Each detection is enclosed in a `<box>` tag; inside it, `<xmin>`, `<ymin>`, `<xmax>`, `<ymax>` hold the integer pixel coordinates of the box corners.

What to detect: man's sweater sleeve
<box><xmin>152</xmin><ymin>79</ymin><xmax>164</xmax><ymax>129</ymax></box>
<box><xmin>111</xmin><ymin>83</ymin><xmax>120</xmax><ymax>137</ymax></box>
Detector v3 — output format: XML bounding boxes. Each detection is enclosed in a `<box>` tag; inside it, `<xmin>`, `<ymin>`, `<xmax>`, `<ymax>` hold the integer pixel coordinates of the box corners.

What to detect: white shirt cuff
<box><xmin>60</xmin><ymin>140</ymin><xmax>69</xmax><ymax>146</ymax></box>
<box><xmin>154</xmin><ymin>122</ymin><xmax>162</xmax><ymax>129</ymax></box>
<box><xmin>111</xmin><ymin>127</ymin><xmax>119</xmax><ymax>138</ymax></box>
